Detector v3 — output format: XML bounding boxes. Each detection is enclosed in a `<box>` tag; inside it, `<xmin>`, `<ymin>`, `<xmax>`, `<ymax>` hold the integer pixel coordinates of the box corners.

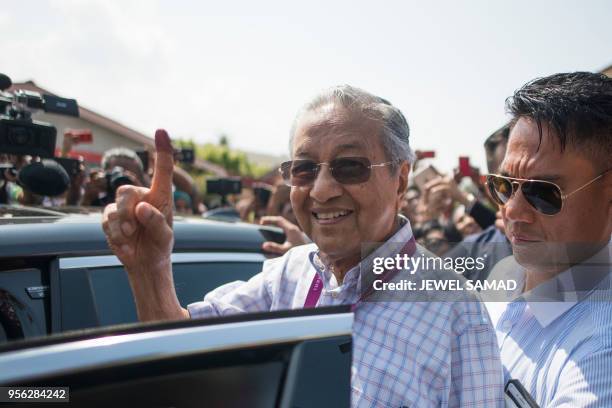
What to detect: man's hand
<box><xmin>424</xmin><ymin>176</ymin><xmax>468</xmax><ymax>206</ymax></box>
<box><xmin>61</xmin><ymin>133</ymin><xmax>79</xmax><ymax>157</ymax></box>
<box><xmin>81</xmin><ymin>171</ymin><xmax>107</xmax><ymax>206</ymax></box>
<box><xmin>422</xmin><ymin>176</ymin><xmax>470</xmax><ymax>220</ymax></box>
<box><xmin>259</xmin><ymin>216</ymin><xmax>308</xmax><ymax>255</ymax></box>
<box><xmin>102</xmin><ymin>129</ymin><xmax>188</xmax><ymax>321</ymax></box>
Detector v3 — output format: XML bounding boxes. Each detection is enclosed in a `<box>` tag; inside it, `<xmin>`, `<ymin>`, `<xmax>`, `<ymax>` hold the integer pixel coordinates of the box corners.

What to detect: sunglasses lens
<box><xmin>330</xmin><ymin>157</ymin><xmax>371</xmax><ymax>184</ymax></box>
<box><xmin>486</xmin><ymin>174</ymin><xmax>564</xmax><ymax>215</ymax></box>
<box><xmin>280</xmin><ymin>160</ymin><xmax>318</xmax><ymax>186</ymax></box>
<box><xmin>487</xmin><ymin>175</ymin><xmax>513</xmax><ymax>205</ymax></box>
<box><xmin>522</xmin><ymin>181</ymin><xmax>562</xmax><ymax>215</ymax></box>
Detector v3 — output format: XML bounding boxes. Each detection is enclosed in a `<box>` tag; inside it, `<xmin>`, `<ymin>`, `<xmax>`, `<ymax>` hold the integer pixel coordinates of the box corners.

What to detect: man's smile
<box><xmin>311</xmin><ymin>208</ymin><xmax>354</xmax><ymax>224</ymax></box>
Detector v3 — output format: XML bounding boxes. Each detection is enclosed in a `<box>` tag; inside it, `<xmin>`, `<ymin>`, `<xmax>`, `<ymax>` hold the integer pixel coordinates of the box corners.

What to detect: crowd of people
<box><xmin>0</xmin><ymin>125</ymin><xmax>506</xmax><ymax>261</ymax></box>
<box><xmin>0</xmin><ymin>136</ymin><xmax>204</xmax><ymax>214</ymax></box>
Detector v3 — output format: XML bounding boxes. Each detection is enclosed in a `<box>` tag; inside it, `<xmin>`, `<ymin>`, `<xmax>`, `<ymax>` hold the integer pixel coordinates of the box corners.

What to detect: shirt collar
<box><xmin>308</xmin><ymin>215</ymin><xmax>414</xmax><ymax>288</ymax></box>
<box><xmin>504</xmin><ymin>239</ymin><xmax>611</xmax><ymax>328</ymax></box>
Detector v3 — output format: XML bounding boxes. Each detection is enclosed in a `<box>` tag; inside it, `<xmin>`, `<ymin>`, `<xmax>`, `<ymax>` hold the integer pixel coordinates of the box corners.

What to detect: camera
<box><xmin>105</xmin><ymin>166</ymin><xmax>134</xmax><ymax>202</ymax></box>
<box><xmin>253</xmin><ymin>183</ymin><xmax>272</xmax><ymax>208</ymax></box>
<box><xmin>0</xmin><ymin>73</ymin><xmax>79</xmax><ymax>158</ymax></box>
<box><xmin>206</xmin><ymin>177</ymin><xmax>242</xmax><ymax>206</ymax></box>
<box><xmin>174</xmin><ymin>148</ymin><xmax>195</xmax><ymax>164</ymax></box>
<box><xmin>136</xmin><ymin>148</ymin><xmax>196</xmax><ymax>172</ymax></box>
<box><xmin>206</xmin><ymin>178</ymin><xmax>242</xmax><ymax>196</ymax></box>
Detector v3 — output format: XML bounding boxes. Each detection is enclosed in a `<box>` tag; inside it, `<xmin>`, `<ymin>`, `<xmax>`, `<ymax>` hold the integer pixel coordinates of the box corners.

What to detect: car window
<box><xmin>67</xmin><ymin>261</ymin><xmax>262</xmax><ymax>328</ymax></box>
<box><xmin>0</xmin><ymin>268</ymin><xmax>48</xmax><ymax>342</ymax></box>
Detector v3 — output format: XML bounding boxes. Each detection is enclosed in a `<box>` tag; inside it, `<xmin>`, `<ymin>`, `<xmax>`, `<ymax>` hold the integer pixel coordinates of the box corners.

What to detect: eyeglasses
<box><xmin>486</xmin><ymin>169</ymin><xmax>610</xmax><ymax>216</ymax></box>
<box><xmin>279</xmin><ymin>157</ymin><xmax>394</xmax><ymax>187</ymax></box>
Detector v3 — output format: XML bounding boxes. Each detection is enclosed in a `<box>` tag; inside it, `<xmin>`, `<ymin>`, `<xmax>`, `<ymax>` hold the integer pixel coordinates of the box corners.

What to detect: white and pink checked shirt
<box><xmin>188</xmin><ymin>220</ymin><xmax>504</xmax><ymax>407</ymax></box>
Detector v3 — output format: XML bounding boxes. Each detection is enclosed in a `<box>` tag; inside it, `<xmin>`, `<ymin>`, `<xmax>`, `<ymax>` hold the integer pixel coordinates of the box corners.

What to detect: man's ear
<box><xmin>397</xmin><ymin>161</ymin><xmax>410</xmax><ymax>197</ymax></box>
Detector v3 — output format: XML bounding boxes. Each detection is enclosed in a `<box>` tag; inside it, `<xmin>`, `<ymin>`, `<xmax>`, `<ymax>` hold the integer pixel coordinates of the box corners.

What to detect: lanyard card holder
<box><xmin>505</xmin><ymin>379</ymin><xmax>539</xmax><ymax>408</ymax></box>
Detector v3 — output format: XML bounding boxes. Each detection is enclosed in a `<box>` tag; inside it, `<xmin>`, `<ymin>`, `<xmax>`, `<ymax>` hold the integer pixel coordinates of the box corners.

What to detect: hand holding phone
<box><xmin>413</xmin><ymin>165</ymin><xmax>441</xmax><ymax>192</ymax></box>
<box><xmin>458</xmin><ymin>156</ymin><xmax>472</xmax><ymax>178</ymax></box>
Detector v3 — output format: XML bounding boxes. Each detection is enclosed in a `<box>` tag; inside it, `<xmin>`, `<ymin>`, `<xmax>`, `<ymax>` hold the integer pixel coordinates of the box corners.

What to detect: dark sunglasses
<box><xmin>279</xmin><ymin>157</ymin><xmax>393</xmax><ymax>187</ymax></box>
<box><xmin>486</xmin><ymin>169</ymin><xmax>610</xmax><ymax>216</ymax></box>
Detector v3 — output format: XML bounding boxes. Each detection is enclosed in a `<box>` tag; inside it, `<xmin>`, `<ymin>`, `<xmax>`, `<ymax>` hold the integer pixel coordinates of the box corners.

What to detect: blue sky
<box><xmin>2</xmin><ymin>0</ymin><xmax>610</xmax><ymax>172</ymax></box>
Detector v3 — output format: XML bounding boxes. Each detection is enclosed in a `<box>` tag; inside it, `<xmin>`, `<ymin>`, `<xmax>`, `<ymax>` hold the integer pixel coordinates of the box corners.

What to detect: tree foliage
<box><xmin>176</xmin><ymin>136</ymin><xmax>271</xmax><ymax>178</ymax></box>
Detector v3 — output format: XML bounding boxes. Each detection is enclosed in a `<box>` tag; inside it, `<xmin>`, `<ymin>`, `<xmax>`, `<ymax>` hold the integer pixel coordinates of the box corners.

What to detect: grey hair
<box><xmin>101</xmin><ymin>147</ymin><xmax>144</xmax><ymax>172</ymax></box>
<box><xmin>289</xmin><ymin>85</ymin><xmax>416</xmax><ymax>171</ymax></box>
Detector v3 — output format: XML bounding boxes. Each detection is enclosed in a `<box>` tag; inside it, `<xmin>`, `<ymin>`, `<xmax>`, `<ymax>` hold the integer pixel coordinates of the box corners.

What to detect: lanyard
<box><xmin>304</xmin><ymin>236</ymin><xmax>417</xmax><ymax>311</ymax></box>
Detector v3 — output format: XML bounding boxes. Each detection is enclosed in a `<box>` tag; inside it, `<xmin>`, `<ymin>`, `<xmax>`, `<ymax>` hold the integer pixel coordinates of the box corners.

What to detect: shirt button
<box><xmin>330</xmin><ymin>291</ymin><xmax>339</xmax><ymax>298</ymax></box>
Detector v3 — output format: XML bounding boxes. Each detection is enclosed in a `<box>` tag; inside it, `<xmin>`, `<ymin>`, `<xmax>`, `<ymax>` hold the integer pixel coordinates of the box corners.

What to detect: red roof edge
<box><xmin>10</xmin><ymin>81</ymin><xmax>153</xmax><ymax>147</ymax></box>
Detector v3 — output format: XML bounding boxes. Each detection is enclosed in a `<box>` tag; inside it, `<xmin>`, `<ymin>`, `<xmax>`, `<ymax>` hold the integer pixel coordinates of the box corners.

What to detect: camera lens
<box><xmin>7</xmin><ymin>125</ymin><xmax>33</xmax><ymax>146</ymax></box>
<box><xmin>106</xmin><ymin>166</ymin><xmax>133</xmax><ymax>200</ymax></box>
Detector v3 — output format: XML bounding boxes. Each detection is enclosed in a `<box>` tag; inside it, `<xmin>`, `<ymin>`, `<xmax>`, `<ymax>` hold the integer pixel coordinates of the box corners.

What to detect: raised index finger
<box><xmin>150</xmin><ymin>129</ymin><xmax>174</xmax><ymax>201</ymax></box>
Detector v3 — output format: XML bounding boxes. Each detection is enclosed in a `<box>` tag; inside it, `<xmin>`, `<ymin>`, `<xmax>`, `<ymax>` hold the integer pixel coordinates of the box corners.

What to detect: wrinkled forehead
<box><xmin>291</xmin><ymin>104</ymin><xmax>383</xmax><ymax>158</ymax></box>
<box><xmin>500</xmin><ymin>117</ymin><xmax>596</xmax><ymax>180</ymax></box>
<box><xmin>500</xmin><ymin>119</ymin><xmax>563</xmax><ymax>174</ymax></box>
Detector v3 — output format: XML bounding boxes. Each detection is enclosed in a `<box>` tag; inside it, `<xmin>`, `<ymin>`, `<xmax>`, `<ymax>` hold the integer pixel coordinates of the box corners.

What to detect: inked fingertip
<box><xmin>155</xmin><ymin>129</ymin><xmax>173</xmax><ymax>152</ymax></box>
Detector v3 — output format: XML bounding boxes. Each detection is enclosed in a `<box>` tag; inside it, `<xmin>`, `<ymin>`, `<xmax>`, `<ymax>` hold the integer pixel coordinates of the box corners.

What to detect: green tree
<box><xmin>176</xmin><ymin>136</ymin><xmax>271</xmax><ymax>178</ymax></box>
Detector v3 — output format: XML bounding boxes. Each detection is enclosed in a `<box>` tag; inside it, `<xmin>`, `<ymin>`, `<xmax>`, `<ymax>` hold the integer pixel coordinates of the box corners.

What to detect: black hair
<box><xmin>484</xmin><ymin>123</ymin><xmax>510</xmax><ymax>154</ymax></box>
<box><xmin>505</xmin><ymin>72</ymin><xmax>612</xmax><ymax>169</ymax></box>
<box><xmin>413</xmin><ymin>220</ymin><xmax>444</xmax><ymax>239</ymax></box>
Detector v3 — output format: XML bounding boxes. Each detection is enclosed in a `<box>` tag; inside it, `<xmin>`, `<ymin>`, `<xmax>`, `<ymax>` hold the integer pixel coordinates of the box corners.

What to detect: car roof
<box><xmin>0</xmin><ymin>205</ymin><xmax>278</xmax><ymax>258</ymax></box>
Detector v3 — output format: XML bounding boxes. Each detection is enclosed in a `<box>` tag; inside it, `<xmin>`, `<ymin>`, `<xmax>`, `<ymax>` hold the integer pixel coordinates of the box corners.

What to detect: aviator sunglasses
<box><xmin>486</xmin><ymin>169</ymin><xmax>611</xmax><ymax>216</ymax></box>
<box><xmin>279</xmin><ymin>157</ymin><xmax>394</xmax><ymax>187</ymax></box>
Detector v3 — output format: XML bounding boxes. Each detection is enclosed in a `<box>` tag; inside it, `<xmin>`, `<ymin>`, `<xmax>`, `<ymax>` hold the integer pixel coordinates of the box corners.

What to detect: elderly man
<box><xmin>485</xmin><ymin>72</ymin><xmax>612</xmax><ymax>406</ymax></box>
<box><xmin>102</xmin><ymin>86</ymin><xmax>503</xmax><ymax>407</ymax></box>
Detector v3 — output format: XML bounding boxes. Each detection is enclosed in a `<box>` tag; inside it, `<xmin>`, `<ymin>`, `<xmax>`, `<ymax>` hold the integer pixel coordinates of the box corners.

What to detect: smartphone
<box><xmin>254</xmin><ymin>186</ymin><xmax>272</xmax><ymax>207</ymax></box>
<box><xmin>65</xmin><ymin>129</ymin><xmax>93</xmax><ymax>143</ymax></box>
<box><xmin>458</xmin><ymin>156</ymin><xmax>473</xmax><ymax>178</ymax></box>
<box><xmin>260</xmin><ymin>228</ymin><xmax>286</xmax><ymax>244</ymax></box>
<box><xmin>505</xmin><ymin>379</ymin><xmax>540</xmax><ymax>408</ymax></box>
<box><xmin>413</xmin><ymin>165</ymin><xmax>440</xmax><ymax>191</ymax></box>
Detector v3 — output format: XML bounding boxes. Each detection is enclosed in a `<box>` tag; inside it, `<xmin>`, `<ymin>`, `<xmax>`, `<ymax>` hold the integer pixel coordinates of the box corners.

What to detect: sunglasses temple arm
<box><xmin>369</xmin><ymin>162</ymin><xmax>394</xmax><ymax>168</ymax></box>
<box><xmin>564</xmin><ymin>173</ymin><xmax>605</xmax><ymax>198</ymax></box>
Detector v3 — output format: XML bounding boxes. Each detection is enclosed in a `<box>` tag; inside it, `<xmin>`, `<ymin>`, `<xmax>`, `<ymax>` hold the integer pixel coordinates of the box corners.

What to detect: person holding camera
<box><xmin>81</xmin><ymin>147</ymin><xmax>148</xmax><ymax>207</ymax></box>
